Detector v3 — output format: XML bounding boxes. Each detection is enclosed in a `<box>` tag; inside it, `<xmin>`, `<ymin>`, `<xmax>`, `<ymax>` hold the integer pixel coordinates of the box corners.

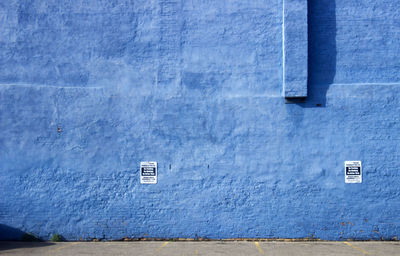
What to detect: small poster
<box><xmin>345</xmin><ymin>161</ymin><xmax>362</xmax><ymax>183</ymax></box>
<box><xmin>140</xmin><ymin>162</ymin><xmax>157</xmax><ymax>184</ymax></box>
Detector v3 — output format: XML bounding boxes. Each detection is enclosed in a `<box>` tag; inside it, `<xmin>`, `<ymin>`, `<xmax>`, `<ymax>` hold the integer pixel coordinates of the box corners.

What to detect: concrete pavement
<box><xmin>0</xmin><ymin>241</ymin><xmax>399</xmax><ymax>255</ymax></box>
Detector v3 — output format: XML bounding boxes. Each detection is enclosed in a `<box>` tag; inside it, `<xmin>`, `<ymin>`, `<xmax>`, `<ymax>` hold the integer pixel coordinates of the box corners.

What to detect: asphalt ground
<box><xmin>0</xmin><ymin>241</ymin><xmax>399</xmax><ymax>255</ymax></box>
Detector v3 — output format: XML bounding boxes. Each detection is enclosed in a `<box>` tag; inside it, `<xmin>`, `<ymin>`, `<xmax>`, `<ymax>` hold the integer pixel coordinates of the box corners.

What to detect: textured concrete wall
<box><xmin>1</xmin><ymin>0</ymin><xmax>400</xmax><ymax>240</ymax></box>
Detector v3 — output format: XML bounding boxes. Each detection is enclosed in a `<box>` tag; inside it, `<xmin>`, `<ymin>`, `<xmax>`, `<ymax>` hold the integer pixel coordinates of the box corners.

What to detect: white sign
<box><xmin>345</xmin><ymin>161</ymin><xmax>362</xmax><ymax>183</ymax></box>
<box><xmin>140</xmin><ymin>162</ymin><xmax>157</xmax><ymax>184</ymax></box>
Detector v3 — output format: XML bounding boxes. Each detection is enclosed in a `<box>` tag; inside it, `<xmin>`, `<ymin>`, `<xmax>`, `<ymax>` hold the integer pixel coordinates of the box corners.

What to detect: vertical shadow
<box><xmin>302</xmin><ymin>0</ymin><xmax>337</xmax><ymax>108</ymax></box>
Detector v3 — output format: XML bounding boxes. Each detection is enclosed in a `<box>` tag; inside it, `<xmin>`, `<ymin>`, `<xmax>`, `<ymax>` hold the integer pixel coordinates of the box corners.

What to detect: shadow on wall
<box><xmin>0</xmin><ymin>224</ymin><xmax>54</xmax><ymax>250</ymax></box>
<box><xmin>302</xmin><ymin>0</ymin><xmax>337</xmax><ymax>108</ymax></box>
<box><xmin>0</xmin><ymin>224</ymin><xmax>26</xmax><ymax>241</ymax></box>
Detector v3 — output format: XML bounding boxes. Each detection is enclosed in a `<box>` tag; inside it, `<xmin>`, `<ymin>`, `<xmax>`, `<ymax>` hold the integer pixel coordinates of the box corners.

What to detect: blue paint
<box><xmin>283</xmin><ymin>0</ymin><xmax>308</xmax><ymax>98</ymax></box>
<box><xmin>1</xmin><ymin>0</ymin><xmax>400</xmax><ymax>241</ymax></box>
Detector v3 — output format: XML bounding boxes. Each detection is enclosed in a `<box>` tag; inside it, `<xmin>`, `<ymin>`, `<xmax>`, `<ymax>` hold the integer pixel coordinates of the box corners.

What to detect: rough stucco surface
<box><xmin>1</xmin><ymin>0</ymin><xmax>400</xmax><ymax>240</ymax></box>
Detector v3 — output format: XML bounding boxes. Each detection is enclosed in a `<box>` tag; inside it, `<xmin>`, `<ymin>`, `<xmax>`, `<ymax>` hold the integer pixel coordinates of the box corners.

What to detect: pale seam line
<box><xmin>48</xmin><ymin>242</ymin><xmax>79</xmax><ymax>253</ymax></box>
<box><xmin>343</xmin><ymin>241</ymin><xmax>371</xmax><ymax>255</ymax></box>
<box><xmin>254</xmin><ymin>241</ymin><xmax>265</xmax><ymax>254</ymax></box>
<box><xmin>156</xmin><ymin>241</ymin><xmax>169</xmax><ymax>252</ymax></box>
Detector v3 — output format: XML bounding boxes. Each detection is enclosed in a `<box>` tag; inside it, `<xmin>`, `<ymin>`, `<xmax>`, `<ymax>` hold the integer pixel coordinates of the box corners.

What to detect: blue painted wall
<box><xmin>1</xmin><ymin>0</ymin><xmax>400</xmax><ymax>240</ymax></box>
